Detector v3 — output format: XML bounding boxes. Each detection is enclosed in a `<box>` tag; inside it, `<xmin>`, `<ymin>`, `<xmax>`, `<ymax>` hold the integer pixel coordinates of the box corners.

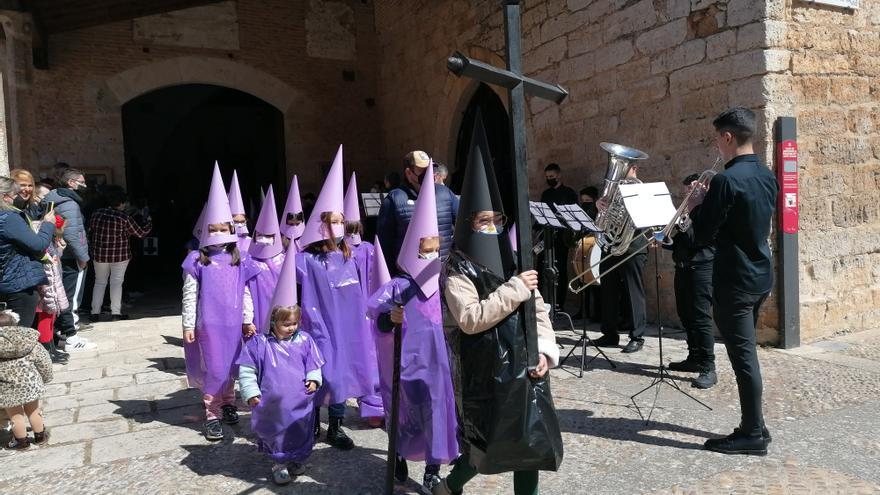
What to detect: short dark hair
<box><xmin>580</xmin><ymin>186</ymin><xmax>599</xmax><ymax>199</ymax></box>
<box><xmin>683</xmin><ymin>173</ymin><xmax>700</xmax><ymax>185</ymax></box>
<box><xmin>713</xmin><ymin>107</ymin><xmax>756</xmax><ymax>145</ymax></box>
<box><xmin>60</xmin><ymin>168</ymin><xmax>84</xmax><ymax>185</ymax></box>
<box><xmin>544</xmin><ymin>163</ymin><xmax>561</xmax><ymax>173</ymax></box>
<box><xmin>104</xmin><ymin>188</ymin><xmax>128</xmax><ymax>207</ymax></box>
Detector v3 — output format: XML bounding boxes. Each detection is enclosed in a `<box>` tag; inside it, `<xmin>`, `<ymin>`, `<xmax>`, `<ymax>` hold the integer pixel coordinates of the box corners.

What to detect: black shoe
<box><xmin>593</xmin><ymin>334</ymin><xmax>620</xmax><ymax>347</ymax></box>
<box><xmin>621</xmin><ymin>339</ymin><xmax>644</xmax><ymax>353</ymax></box>
<box><xmin>203</xmin><ymin>420</ymin><xmax>224</xmax><ymax>441</ymax></box>
<box><xmin>111</xmin><ymin>314</ymin><xmax>129</xmax><ymax>322</ymax></box>
<box><xmin>668</xmin><ymin>358</ymin><xmax>701</xmax><ymax>372</ymax></box>
<box><xmin>314</xmin><ymin>408</ymin><xmax>322</xmax><ymax>439</ymax></box>
<box><xmin>692</xmin><ymin>369</ymin><xmax>717</xmax><ymax>389</ymax></box>
<box><xmin>326</xmin><ymin>417</ymin><xmax>355</xmax><ymax>450</ymax></box>
<box><xmin>394</xmin><ymin>455</ymin><xmax>408</xmax><ymax>483</ymax></box>
<box><xmin>734</xmin><ymin>425</ymin><xmax>772</xmax><ymax>444</ymax></box>
<box><xmin>50</xmin><ymin>348</ymin><xmax>69</xmax><ymax>364</ymax></box>
<box><xmin>704</xmin><ymin>430</ymin><xmax>767</xmax><ymax>456</ymax></box>
<box><xmin>221</xmin><ymin>405</ymin><xmax>239</xmax><ymax>425</ymax></box>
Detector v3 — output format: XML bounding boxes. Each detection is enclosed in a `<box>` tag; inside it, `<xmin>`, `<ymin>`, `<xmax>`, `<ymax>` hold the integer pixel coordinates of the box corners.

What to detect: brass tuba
<box><xmin>594</xmin><ymin>142</ymin><xmax>650</xmax><ymax>257</ymax></box>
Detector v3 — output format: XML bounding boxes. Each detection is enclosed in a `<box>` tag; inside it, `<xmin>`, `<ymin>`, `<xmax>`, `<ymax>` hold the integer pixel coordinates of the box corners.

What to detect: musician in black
<box><xmin>540</xmin><ymin>163</ymin><xmax>578</xmax><ymax>312</ymax></box>
<box><xmin>688</xmin><ymin>107</ymin><xmax>779</xmax><ymax>456</ymax></box>
<box><xmin>664</xmin><ymin>173</ymin><xmax>716</xmax><ymax>389</ymax></box>
<box><xmin>594</xmin><ymin>165</ymin><xmax>647</xmax><ymax>354</ymax></box>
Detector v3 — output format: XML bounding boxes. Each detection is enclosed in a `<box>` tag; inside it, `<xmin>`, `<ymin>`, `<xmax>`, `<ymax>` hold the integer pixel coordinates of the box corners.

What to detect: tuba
<box><xmin>594</xmin><ymin>142</ymin><xmax>650</xmax><ymax>257</ymax></box>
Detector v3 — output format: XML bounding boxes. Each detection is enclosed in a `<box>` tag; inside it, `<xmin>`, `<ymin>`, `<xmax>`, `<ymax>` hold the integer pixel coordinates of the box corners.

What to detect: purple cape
<box><xmin>238</xmin><ymin>331</ymin><xmax>324</xmax><ymax>463</ymax></box>
<box><xmin>248</xmin><ymin>252</ymin><xmax>286</xmax><ymax>334</ymax></box>
<box><xmin>367</xmin><ymin>276</ymin><xmax>459</xmax><ymax>464</ymax></box>
<box><xmin>182</xmin><ymin>250</ymin><xmax>260</xmax><ymax>395</ymax></box>
<box><xmin>296</xmin><ymin>249</ymin><xmax>380</xmax><ymax>406</ymax></box>
<box><xmin>350</xmin><ymin>241</ymin><xmax>383</xmax><ymax>418</ymax></box>
<box><xmin>237</xmin><ymin>235</ymin><xmax>252</xmax><ymax>253</ymax></box>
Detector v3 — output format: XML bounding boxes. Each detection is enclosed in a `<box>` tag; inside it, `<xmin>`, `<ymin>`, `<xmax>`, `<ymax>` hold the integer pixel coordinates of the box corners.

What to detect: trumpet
<box><xmin>568</xmin><ymin>156</ymin><xmax>723</xmax><ymax>294</ymax></box>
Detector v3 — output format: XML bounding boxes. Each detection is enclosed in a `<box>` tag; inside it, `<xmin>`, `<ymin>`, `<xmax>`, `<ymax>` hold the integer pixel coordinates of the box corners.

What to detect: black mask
<box><xmin>546</xmin><ymin>178</ymin><xmax>558</xmax><ymax>188</ymax></box>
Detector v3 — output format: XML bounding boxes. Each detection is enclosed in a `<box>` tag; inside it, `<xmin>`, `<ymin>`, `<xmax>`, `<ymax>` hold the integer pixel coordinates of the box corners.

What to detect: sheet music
<box><xmin>554</xmin><ymin>203</ymin><xmax>599</xmax><ymax>232</ymax></box>
<box><xmin>361</xmin><ymin>193</ymin><xmax>386</xmax><ymax>217</ymax></box>
<box><xmin>528</xmin><ymin>201</ymin><xmax>564</xmax><ymax>227</ymax></box>
<box><xmin>618</xmin><ymin>182</ymin><xmax>677</xmax><ymax>229</ymax></box>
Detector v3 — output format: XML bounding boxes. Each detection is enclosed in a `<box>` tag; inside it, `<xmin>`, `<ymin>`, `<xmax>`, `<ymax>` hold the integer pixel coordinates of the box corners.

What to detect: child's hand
<box><xmin>248</xmin><ymin>396</ymin><xmax>261</xmax><ymax>407</ymax></box>
<box><xmin>390</xmin><ymin>306</ymin><xmax>404</xmax><ymax>325</ymax></box>
<box><xmin>528</xmin><ymin>353</ymin><xmax>550</xmax><ymax>379</ymax></box>
<box><xmin>242</xmin><ymin>324</ymin><xmax>257</xmax><ymax>338</ymax></box>
<box><xmin>305</xmin><ymin>381</ymin><xmax>318</xmax><ymax>394</ymax></box>
<box><xmin>518</xmin><ymin>270</ymin><xmax>539</xmax><ymax>291</ymax></box>
<box><xmin>183</xmin><ymin>329</ymin><xmax>195</xmax><ymax>343</ymax></box>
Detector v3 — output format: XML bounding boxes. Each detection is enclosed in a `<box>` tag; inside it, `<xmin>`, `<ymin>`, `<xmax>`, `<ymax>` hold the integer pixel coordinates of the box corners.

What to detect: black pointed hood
<box><xmin>453</xmin><ymin>111</ymin><xmax>516</xmax><ymax>278</ymax></box>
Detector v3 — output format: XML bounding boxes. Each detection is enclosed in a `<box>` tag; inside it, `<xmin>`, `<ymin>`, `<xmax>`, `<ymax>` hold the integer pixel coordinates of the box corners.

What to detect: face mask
<box><xmin>347</xmin><ymin>233</ymin><xmax>362</xmax><ymax>245</ymax></box>
<box><xmin>475</xmin><ymin>223</ymin><xmax>503</xmax><ymax>236</ymax></box>
<box><xmin>209</xmin><ymin>231</ymin><xmax>228</xmax><ymax>237</ymax></box>
<box><xmin>418</xmin><ymin>251</ymin><xmax>440</xmax><ymax>260</ymax></box>
<box><xmin>330</xmin><ymin>224</ymin><xmax>345</xmax><ymax>242</ymax></box>
<box><xmin>206</xmin><ymin>245</ymin><xmax>225</xmax><ymax>253</ymax></box>
<box><xmin>546</xmin><ymin>178</ymin><xmax>558</xmax><ymax>187</ymax></box>
<box><xmin>234</xmin><ymin>222</ymin><xmax>246</xmax><ymax>228</ymax></box>
<box><xmin>255</xmin><ymin>236</ymin><xmax>275</xmax><ymax>245</ymax></box>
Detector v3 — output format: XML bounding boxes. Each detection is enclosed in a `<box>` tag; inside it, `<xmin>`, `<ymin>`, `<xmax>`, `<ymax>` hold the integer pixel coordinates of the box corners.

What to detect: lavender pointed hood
<box><xmin>281</xmin><ymin>175</ymin><xmax>305</xmax><ymax>240</ymax></box>
<box><xmin>249</xmin><ymin>185</ymin><xmax>284</xmax><ymax>260</ymax></box>
<box><xmin>396</xmin><ymin>162</ymin><xmax>440</xmax><ymax>298</ymax></box>
<box><xmin>199</xmin><ymin>162</ymin><xmax>238</xmax><ymax>248</ymax></box>
<box><xmin>300</xmin><ymin>145</ymin><xmax>345</xmax><ymax>248</ymax></box>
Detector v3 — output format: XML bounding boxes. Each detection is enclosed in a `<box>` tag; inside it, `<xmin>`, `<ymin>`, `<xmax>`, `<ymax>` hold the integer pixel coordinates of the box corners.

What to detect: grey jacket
<box><xmin>45</xmin><ymin>189</ymin><xmax>89</xmax><ymax>262</ymax></box>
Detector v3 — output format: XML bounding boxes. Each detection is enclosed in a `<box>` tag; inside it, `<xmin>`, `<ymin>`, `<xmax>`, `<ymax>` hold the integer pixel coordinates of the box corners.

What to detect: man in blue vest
<box><xmin>377</xmin><ymin>150</ymin><xmax>459</xmax><ymax>274</ymax></box>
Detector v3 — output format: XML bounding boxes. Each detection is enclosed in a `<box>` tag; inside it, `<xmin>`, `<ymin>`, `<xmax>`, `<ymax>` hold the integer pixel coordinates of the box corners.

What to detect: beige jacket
<box><xmin>444</xmin><ymin>274</ymin><xmax>559</xmax><ymax>367</ymax></box>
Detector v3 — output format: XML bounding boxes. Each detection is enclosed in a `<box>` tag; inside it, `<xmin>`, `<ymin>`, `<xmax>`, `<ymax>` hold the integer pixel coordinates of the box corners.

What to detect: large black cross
<box><xmin>447</xmin><ymin>0</ymin><xmax>568</xmax><ymax>368</ymax></box>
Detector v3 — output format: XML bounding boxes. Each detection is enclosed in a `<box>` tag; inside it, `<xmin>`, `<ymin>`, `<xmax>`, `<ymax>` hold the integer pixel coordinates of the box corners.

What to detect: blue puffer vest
<box><xmin>380</xmin><ymin>183</ymin><xmax>458</xmax><ymax>271</ymax></box>
<box><xmin>0</xmin><ymin>209</ymin><xmax>49</xmax><ymax>294</ymax></box>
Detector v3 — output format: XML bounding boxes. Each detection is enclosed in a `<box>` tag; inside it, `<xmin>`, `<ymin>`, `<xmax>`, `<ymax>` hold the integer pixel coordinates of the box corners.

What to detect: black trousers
<box><xmin>56</xmin><ymin>258</ymin><xmax>85</xmax><ymax>338</ymax></box>
<box><xmin>713</xmin><ymin>287</ymin><xmax>768</xmax><ymax>435</ymax></box>
<box><xmin>674</xmin><ymin>262</ymin><xmax>715</xmax><ymax>369</ymax></box>
<box><xmin>600</xmin><ymin>252</ymin><xmax>646</xmax><ymax>340</ymax></box>
<box><xmin>1</xmin><ymin>288</ymin><xmax>39</xmax><ymax>328</ymax></box>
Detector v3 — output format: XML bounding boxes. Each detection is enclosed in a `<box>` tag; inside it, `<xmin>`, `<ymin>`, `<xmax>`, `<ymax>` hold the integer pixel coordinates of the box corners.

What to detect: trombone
<box><xmin>567</xmin><ymin>157</ymin><xmax>721</xmax><ymax>294</ymax></box>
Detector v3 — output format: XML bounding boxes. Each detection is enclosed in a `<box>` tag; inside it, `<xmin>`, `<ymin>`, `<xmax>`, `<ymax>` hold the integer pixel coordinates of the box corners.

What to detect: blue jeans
<box><xmin>328</xmin><ymin>402</ymin><xmax>346</xmax><ymax>418</ymax></box>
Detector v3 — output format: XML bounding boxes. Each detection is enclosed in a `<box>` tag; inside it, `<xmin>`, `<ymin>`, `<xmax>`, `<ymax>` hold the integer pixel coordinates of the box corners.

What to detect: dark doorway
<box><xmin>451</xmin><ymin>83</ymin><xmax>513</xmax><ymax>212</ymax></box>
<box><xmin>122</xmin><ymin>84</ymin><xmax>286</xmax><ymax>291</ymax></box>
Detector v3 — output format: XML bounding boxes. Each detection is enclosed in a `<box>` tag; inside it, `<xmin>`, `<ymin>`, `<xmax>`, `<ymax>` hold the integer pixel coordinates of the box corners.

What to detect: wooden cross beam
<box><xmin>447</xmin><ymin>0</ymin><xmax>567</xmax><ymax>368</ymax></box>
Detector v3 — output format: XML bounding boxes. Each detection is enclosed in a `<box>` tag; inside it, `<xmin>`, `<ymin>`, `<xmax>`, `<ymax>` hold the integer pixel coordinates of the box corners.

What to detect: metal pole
<box><xmin>775</xmin><ymin>117</ymin><xmax>800</xmax><ymax>349</ymax></box>
<box><xmin>384</xmin><ymin>320</ymin><xmax>403</xmax><ymax>494</ymax></box>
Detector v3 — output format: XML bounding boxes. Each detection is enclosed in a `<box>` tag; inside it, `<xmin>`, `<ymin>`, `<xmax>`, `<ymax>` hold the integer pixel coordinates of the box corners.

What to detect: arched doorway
<box><xmin>451</xmin><ymin>83</ymin><xmax>513</xmax><ymax>212</ymax></box>
<box><xmin>121</xmin><ymin>84</ymin><xmax>286</xmax><ymax>290</ymax></box>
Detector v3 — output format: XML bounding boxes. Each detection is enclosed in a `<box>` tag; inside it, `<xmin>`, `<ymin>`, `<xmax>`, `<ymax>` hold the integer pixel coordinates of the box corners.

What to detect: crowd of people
<box><xmin>1</xmin><ymin>107</ymin><xmax>778</xmax><ymax>491</ymax></box>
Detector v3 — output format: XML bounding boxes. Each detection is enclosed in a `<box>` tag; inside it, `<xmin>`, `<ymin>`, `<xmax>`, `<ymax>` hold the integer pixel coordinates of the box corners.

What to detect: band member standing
<box><xmin>664</xmin><ymin>174</ymin><xmax>716</xmax><ymax>389</ymax></box>
<box><xmin>688</xmin><ymin>107</ymin><xmax>779</xmax><ymax>455</ymax></box>
<box><xmin>540</xmin><ymin>163</ymin><xmax>578</xmax><ymax>312</ymax></box>
<box><xmin>594</xmin><ymin>165</ymin><xmax>647</xmax><ymax>354</ymax></box>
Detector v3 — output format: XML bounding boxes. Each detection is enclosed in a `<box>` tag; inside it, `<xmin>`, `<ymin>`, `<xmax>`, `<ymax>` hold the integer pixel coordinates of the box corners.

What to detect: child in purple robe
<box><xmin>367</xmin><ymin>163</ymin><xmax>458</xmax><ymax>492</ymax></box>
<box><xmin>239</xmin><ymin>303</ymin><xmax>324</xmax><ymax>485</ymax></box>
<box><xmin>247</xmin><ymin>186</ymin><xmax>286</xmax><ymax>334</ymax></box>
<box><xmin>182</xmin><ymin>164</ymin><xmax>260</xmax><ymax>441</ymax></box>
<box><xmin>229</xmin><ymin>170</ymin><xmax>252</xmax><ymax>252</ymax></box>
<box><xmin>280</xmin><ymin>175</ymin><xmax>306</xmax><ymax>254</ymax></box>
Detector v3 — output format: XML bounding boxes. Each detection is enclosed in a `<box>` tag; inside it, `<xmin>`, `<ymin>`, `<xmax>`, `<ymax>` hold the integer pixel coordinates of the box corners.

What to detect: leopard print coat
<box><xmin>0</xmin><ymin>326</ymin><xmax>53</xmax><ymax>409</ymax></box>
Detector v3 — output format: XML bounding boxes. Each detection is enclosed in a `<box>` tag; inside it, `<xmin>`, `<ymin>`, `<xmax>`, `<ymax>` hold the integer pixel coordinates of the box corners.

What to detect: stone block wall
<box><xmin>374</xmin><ymin>0</ymin><xmax>790</xmax><ymax>340</ymax></box>
<box><xmin>14</xmin><ymin>0</ymin><xmax>385</xmax><ymax>194</ymax></box>
<box><xmin>764</xmin><ymin>0</ymin><xmax>880</xmax><ymax>342</ymax></box>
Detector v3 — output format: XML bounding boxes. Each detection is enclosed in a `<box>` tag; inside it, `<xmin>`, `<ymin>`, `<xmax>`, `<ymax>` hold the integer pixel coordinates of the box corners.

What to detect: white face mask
<box><xmin>475</xmin><ymin>223</ymin><xmax>504</xmax><ymax>236</ymax></box>
<box><xmin>233</xmin><ymin>222</ymin><xmax>246</xmax><ymax>228</ymax></box>
<box><xmin>418</xmin><ymin>251</ymin><xmax>440</xmax><ymax>260</ymax></box>
<box><xmin>330</xmin><ymin>224</ymin><xmax>345</xmax><ymax>241</ymax></box>
<box><xmin>206</xmin><ymin>244</ymin><xmax>225</xmax><ymax>253</ymax></box>
<box><xmin>255</xmin><ymin>235</ymin><xmax>275</xmax><ymax>245</ymax></box>
<box><xmin>209</xmin><ymin>231</ymin><xmax>228</xmax><ymax>237</ymax></box>
<box><xmin>347</xmin><ymin>233</ymin><xmax>362</xmax><ymax>245</ymax></box>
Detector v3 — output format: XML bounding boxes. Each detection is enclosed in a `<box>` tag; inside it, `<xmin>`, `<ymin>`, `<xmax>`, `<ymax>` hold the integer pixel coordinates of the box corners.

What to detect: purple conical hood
<box><xmin>269</xmin><ymin>243</ymin><xmax>298</xmax><ymax>310</ymax></box>
<box><xmin>370</xmin><ymin>236</ymin><xmax>392</xmax><ymax>294</ymax></box>
<box><xmin>396</xmin><ymin>162</ymin><xmax>439</xmax><ymax>298</ymax></box>
<box><xmin>344</xmin><ymin>172</ymin><xmax>361</xmax><ymax>223</ymax></box>
<box><xmin>199</xmin><ymin>162</ymin><xmax>238</xmax><ymax>248</ymax></box>
<box><xmin>280</xmin><ymin>175</ymin><xmax>305</xmax><ymax>240</ymax></box>
<box><xmin>228</xmin><ymin>170</ymin><xmax>246</xmax><ymax>215</ymax></box>
<box><xmin>249</xmin><ymin>185</ymin><xmax>283</xmax><ymax>260</ymax></box>
<box><xmin>300</xmin><ymin>145</ymin><xmax>345</xmax><ymax>248</ymax></box>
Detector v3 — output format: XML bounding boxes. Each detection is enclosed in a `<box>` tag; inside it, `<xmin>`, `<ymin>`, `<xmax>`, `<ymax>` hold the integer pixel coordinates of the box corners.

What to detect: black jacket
<box><xmin>692</xmin><ymin>154</ymin><xmax>778</xmax><ymax>293</ymax></box>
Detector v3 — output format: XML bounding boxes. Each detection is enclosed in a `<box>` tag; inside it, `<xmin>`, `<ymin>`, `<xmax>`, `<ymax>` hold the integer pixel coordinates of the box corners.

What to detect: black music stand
<box><xmin>528</xmin><ymin>202</ymin><xmax>575</xmax><ymax>334</ymax></box>
<box><xmin>618</xmin><ymin>182</ymin><xmax>713</xmax><ymax>422</ymax></box>
<box><xmin>361</xmin><ymin>193</ymin><xmax>385</xmax><ymax>217</ymax></box>
<box><xmin>555</xmin><ymin>204</ymin><xmax>616</xmax><ymax>376</ymax></box>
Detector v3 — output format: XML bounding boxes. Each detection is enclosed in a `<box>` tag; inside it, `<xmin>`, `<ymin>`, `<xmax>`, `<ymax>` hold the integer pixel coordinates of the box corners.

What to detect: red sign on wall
<box><xmin>777</xmin><ymin>140</ymin><xmax>798</xmax><ymax>234</ymax></box>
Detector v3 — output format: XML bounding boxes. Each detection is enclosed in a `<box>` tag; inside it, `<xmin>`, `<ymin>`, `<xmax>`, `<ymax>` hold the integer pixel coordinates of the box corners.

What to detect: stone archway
<box><xmin>104</xmin><ymin>56</ymin><xmax>307</xmax><ymax>185</ymax></box>
<box><xmin>432</xmin><ymin>47</ymin><xmax>510</xmax><ymax>168</ymax></box>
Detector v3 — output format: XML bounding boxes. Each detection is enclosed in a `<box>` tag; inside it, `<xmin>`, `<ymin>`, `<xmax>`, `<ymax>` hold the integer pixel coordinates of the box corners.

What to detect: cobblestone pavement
<box><xmin>2</xmin><ymin>311</ymin><xmax>879</xmax><ymax>495</ymax></box>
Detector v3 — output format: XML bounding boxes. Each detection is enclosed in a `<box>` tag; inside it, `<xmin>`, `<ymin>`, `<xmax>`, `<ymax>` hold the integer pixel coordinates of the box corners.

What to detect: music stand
<box><xmin>362</xmin><ymin>193</ymin><xmax>385</xmax><ymax>217</ymax></box>
<box><xmin>528</xmin><ymin>202</ymin><xmax>575</xmax><ymax>335</ymax></box>
<box><xmin>555</xmin><ymin>204</ymin><xmax>616</xmax><ymax>376</ymax></box>
<box><xmin>618</xmin><ymin>182</ymin><xmax>712</xmax><ymax>422</ymax></box>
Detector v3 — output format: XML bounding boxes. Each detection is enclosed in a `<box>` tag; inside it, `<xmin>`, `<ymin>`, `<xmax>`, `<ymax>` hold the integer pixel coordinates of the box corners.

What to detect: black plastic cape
<box><xmin>443</xmin><ymin>250</ymin><xmax>564</xmax><ymax>474</ymax></box>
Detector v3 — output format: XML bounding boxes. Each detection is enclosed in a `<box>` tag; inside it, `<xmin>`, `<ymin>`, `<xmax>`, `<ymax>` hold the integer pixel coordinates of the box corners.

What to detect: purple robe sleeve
<box><xmin>367</xmin><ymin>277</ymin><xmax>414</xmax><ymax>319</ymax></box>
<box><xmin>181</xmin><ymin>250</ymin><xmax>201</xmax><ymax>279</ymax></box>
<box><xmin>301</xmin><ymin>331</ymin><xmax>325</xmax><ymax>375</ymax></box>
<box><xmin>237</xmin><ymin>333</ymin><xmax>265</xmax><ymax>370</ymax></box>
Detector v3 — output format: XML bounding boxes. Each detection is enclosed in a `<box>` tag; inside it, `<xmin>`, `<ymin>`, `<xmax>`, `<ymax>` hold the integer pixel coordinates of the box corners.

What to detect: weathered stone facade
<box><xmin>373</xmin><ymin>0</ymin><xmax>880</xmax><ymax>344</ymax></box>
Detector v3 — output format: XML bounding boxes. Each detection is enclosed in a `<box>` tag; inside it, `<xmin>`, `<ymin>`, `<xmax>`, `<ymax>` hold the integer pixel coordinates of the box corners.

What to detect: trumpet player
<box><xmin>687</xmin><ymin>107</ymin><xmax>779</xmax><ymax>456</ymax></box>
<box><xmin>663</xmin><ymin>173</ymin><xmax>716</xmax><ymax>389</ymax></box>
<box><xmin>594</xmin><ymin>165</ymin><xmax>647</xmax><ymax>354</ymax></box>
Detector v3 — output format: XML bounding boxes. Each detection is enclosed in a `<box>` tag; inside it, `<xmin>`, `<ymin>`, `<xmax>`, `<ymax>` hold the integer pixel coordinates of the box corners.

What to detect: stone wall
<box><xmin>11</xmin><ymin>0</ymin><xmax>384</xmax><ymax>194</ymax></box>
<box><xmin>374</xmin><ymin>0</ymin><xmax>791</xmax><ymax>340</ymax></box>
<box><xmin>764</xmin><ymin>0</ymin><xmax>880</xmax><ymax>342</ymax></box>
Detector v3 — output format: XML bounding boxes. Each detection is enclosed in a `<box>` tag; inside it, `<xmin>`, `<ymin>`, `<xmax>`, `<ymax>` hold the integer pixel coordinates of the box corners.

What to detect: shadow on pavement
<box><xmin>557</xmin><ymin>409</ymin><xmax>713</xmax><ymax>450</ymax></box>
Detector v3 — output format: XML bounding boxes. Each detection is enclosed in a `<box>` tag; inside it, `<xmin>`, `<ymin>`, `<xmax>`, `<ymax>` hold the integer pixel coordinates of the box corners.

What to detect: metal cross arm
<box><xmin>446</xmin><ymin>51</ymin><xmax>569</xmax><ymax>103</ymax></box>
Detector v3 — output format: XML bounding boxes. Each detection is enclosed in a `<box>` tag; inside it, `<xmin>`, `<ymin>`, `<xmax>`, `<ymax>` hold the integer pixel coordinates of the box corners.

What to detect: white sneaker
<box><xmin>65</xmin><ymin>335</ymin><xmax>97</xmax><ymax>352</ymax></box>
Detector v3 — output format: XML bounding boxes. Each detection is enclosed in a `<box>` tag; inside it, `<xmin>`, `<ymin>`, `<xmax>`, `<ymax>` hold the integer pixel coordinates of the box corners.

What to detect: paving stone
<box><xmin>0</xmin><ymin>443</ymin><xmax>87</xmax><ymax>481</ymax></box>
<box><xmin>44</xmin><ymin>408</ymin><xmax>77</xmax><ymax>427</ymax></box>
<box><xmin>43</xmin><ymin>389</ymin><xmax>116</xmax><ymax>412</ymax></box>
<box><xmin>68</xmin><ymin>375</ymin><xmax>135</xmax><ymax>394</ymax></box>
<box><xmin>77</xmin><ymin>401</ymin><xmax>151</xmax><ymax>423</ymax></box>
<box><xmin>42</xmin><ymin>383</ymin><xmax>69</xmax><ymax>398</ymax></box>
<box><xmin>134</xmin><ymin>370</ymin><xmax>184</xmax><ymax>385</ymax></box>
<box><xmin>90</xmin><ymin>425</ymin><xmax>205</xmax><ymax>464</ymax></box>
<box><xmin>52</xmin><ymin>367</ymin><xmax>105</xmax><ymax>384</ymax></box>
<box><xmin>115</xmin><ymin>379</ymin><xmax>188</xmax><ymax>401</ymax></box>
<box><xmin>50</xmin><ymin>419</ymin><xmax>130</xmax><ymax>444</ymax></box>
<box><xmin>130</xmin><ymin>404</ymin><xmax>205</xmax><ymax>432</ymax></box>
